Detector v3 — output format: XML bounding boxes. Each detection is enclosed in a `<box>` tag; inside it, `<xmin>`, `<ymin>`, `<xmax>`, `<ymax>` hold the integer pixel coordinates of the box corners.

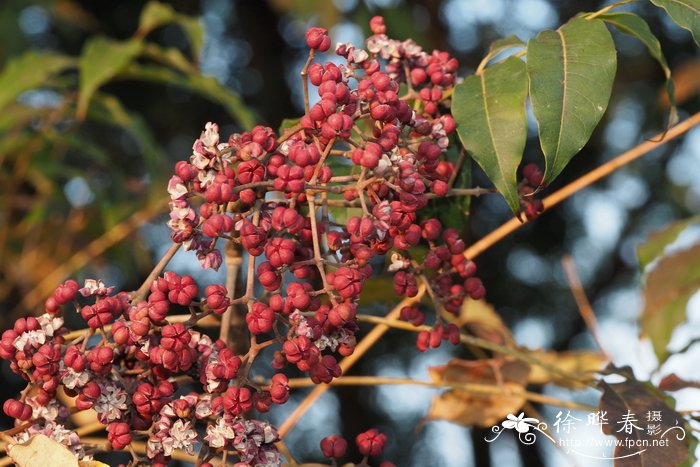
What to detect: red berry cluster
<box><xmin>1</xmin><ymin>17</ymin><xmax>486</xmax><ymax>466</ymax></box>
<box><xmin>321</xmin><ymin>429</ymin><xmax>395</xmax><ymax>466</ymax></box>
<box><xmin>519</xmin><ymin>163</ymin><xmax>545</xmax><ymax>221</ymax></box>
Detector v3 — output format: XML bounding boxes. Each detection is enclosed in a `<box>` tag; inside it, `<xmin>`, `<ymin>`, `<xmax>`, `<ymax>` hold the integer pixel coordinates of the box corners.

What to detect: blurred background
<box><xmin>0</xmin><ymin>0</ymin><xmax>699</xmax><ymax>465</ymax></box>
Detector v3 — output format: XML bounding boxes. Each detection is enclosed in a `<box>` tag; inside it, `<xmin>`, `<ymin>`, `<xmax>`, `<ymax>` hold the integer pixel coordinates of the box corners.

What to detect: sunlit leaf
<box><xmin>641</xmin><ymin>242</ymin><xmax>700</xmax><ymax>363</ymax></box>
<box><xmin>137</xmin><ymin>1</ymin><xmax>177</xmax><ymax>35</ymax></box>
<box><xmin>177</xmin><ymin>15</ymin><xmax>204</xmax><ymax>60</ymax></box>
<box><xmin>453</xmin><ymin>57</ymin><xmax>528</xmax><ymax>213</ymax></box>
<box><xmin>141</xmin><ymin>43</ymin><xmax>197</xmax><ymax>74</ymax></box>
<box><xmin>527</xmin><ymin>17</ymin><xmax>617</xmax><ymax>185</ymax></box>
<box><xmin>88</xmin><ymin>93</ymin><xmax>165</xmax><ymax>180</ymax></box>
<box><xmin>636</xmin><ymin>216</ymin><xmax>700</xmax><ymax>271</ymax></box>
<box><xmin>650</xmin><ymin>0</ymin><xmax>700</xmax><ymax>46</ymax></box>
<box><xmin>478</xmin><ymin>35</ymin><xmax>526</xmax><ymax>71</ymax></box>
<box><xmin>458</xmin><ymin>298</ymin><xmax>513</xmax><ymax>347</ymax></box>
<box><xmin>8</xmin><ymin>434</ymin><xmax>79</xmax><ymax>467</ymax></box>
<box><xmin>427</xmin><ymin>358</ymin><xmax>529</xmax><ymax>427</ymax></box>
<box><xmin>599</xmin><ymin>367</ymin><xmax>693</xmax><ymax>467</ymax></box>
<box><xmin>137</xmin><ymin>1</ymin><xmax>203</xmax><ymax>59</ymax></box>
<box><xmin>601</xmin><ymin>12</ymin><xmax>677</xmax><ymax>124</ymax></box>
<box><xmin>77</xmin><ymin>37</ymin><xmax>142</xmax><ymax>119</ymax></box>
<box><xmin>0</xmin><ymin>52</ymin><xmax>75</xmax><ymax>111</ymax></box>
<box><xmin>526</xmin><ymin>349</ymin><xmax>606</xmax><ymax>389</ymax></box>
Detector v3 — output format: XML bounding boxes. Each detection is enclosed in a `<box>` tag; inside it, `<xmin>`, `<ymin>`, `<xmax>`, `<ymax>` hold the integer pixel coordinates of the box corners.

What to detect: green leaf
<box><xmin>453</xmin><ymin>57</ymin><xmax>528</xmax><ymax>213</ymax></box>
<box><xmin>177</xmin><ymin>16</ymin><xmax>204</xmax><ymax>61</ymax></box>
<box><xmin>137</xmin><ymin>1</ymin><xmax>203</xmax><ymax>59</ymax></box>
<box><xmin>527</xmin><ymin>17</ymin><xmax>617</xmax><ymax>185</ymax></box>
<box><xmin>77</xmin><ymin>37</ymin><xmax>143</xmax><ymax>120</ymax></box>
<box><xmin>637</xmin><ymin>216</ymin><xmax>700</xmax><ymax>270</ymax></box>
<box><xmin>278</xmin><ymin>117</ymin><xmax>301</xmax><ymax>134</ymax></box>
<box><xmin>600</xmin><ymin>12</ymin><xmax>677</xmax><ymax>124</ymax></box>
<box><xmin>141</xmin><ymin>43</ymin><xmax>197</xmax><ymax>74</ymax></box>
<box><xmin>650</xmin><ymin>0</ymin><xmax>700</xmax><ymax>46</ymax></box>
<box><xmin>477</xmin><ymin>35</ymin><xmax>526</xmax><ymax>72</ymax></box>
<box><xmin>641</xmin><ymin>242</ymin><xmax>700</xmax><ymax>363</ymax></box>
<box><xmin>116</xmin><ymin>63</ymin><xmax>257</xmax><ymax>130</ymax></box>
<box><xmin>0</xmin><ymin>52</ymin><xmax>75</xmax><ymax>111</ymax></box>
<box><xmin>328</xmin><ymin>206</ymin><xmax>363</xmax><ymax>226</ymax></box>
<box><xmin>137</xmin><ymin>1</ymin><xmax>177</xmax><ymax>36</ymax></box>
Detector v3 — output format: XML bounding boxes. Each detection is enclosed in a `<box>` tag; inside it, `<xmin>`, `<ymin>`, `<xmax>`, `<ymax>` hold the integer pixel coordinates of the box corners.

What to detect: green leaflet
<box><xmin>476</xmin><ymin>35</ymin><xmax>526</xmax><ymax>73</ymax></box>
<box><xmin>527</xmin><ymin>17</ymin><xmax>617</xmax><ymax>185</ymax></box>
<box><xmin>601</xmin><ymin>12</ymin><xmax>677</xmax><ymax>124</ymax></box>
<box><xmin>650</xmin><ymin>0</ymin><xmax>700</xmax><ymax>46</ymax></box>
<box><xmin>77</xmin><ymin>37</ymin><xmax>143</xmax><ymax>119</ymax></box>
<box><xmin>0</xmin><ymin>52</ymin><xmax>75</xmax><ymax>111</ymax></box>
<box><xmin>637</xmin><ymin>217</ymin><xmax>700</xmax><ymax>363</ymax></box>
<box><xmin>453</xmin><ymin>57</ymin><xmax>528</xmax><ymax>213</ymax></box>
<box><xmin>137</xmin><ymin>1</ymin><xmax>204</xmax><ymax>59</ymax></box>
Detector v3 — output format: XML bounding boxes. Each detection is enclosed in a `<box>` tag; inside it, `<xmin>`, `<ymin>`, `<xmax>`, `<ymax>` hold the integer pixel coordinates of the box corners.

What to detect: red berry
<box><xmin>356</xmin><ymin>428</ymin><xmax>387</xmax><ymax>457</ymax></box>
<box><xmin>321</xmin><ymin>434</ymin><xmax>348</xmax><ymax>458</ymax></box>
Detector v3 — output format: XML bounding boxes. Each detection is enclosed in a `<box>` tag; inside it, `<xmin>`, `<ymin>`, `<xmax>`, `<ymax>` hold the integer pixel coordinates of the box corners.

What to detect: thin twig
<box><xmin>561</xmin><ymin>256</ymin><xmax>609</xmax><ymax>359</ymax></box>
<box><xmin>131</xmin><ymin>242</ymin><xmax>182</xmax><ymax>302</ymax></box>
<box><xmin>286</xmin><ymin>376</ymin><xmax>596</xmax><ymax>411</ymax></box>
<box><xmin>356</xmin><ymin>314</ymin><xmax>592</xmax><ymax>385</ymax></box>
<box><xmin>220</xmin><ymin>240</ymin><xmax>244</xmax><ymax>348</ymax></box>
<box><xmin>19</xmin><ymin>197</ymin><xmax>169</xmax><ymax>312</ymax></box>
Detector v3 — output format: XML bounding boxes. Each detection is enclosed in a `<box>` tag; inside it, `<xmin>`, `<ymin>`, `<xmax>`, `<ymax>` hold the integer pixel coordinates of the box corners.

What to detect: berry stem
<box><xmin>220</xmin><ymin>240</ymin><xmax>244</xmax><ymax>349</ymax></box>
<box><xmin>131</xmin><ymin>242</ymin><xmax>181</xmax><ymax>303</ymax></box>
<box><xmin>300</xmin><ymin>49</ymin><xmax>315</xmax><ymax>114</ymax></box>
<box><xmin>277</xmin><ymin>284</ymin><xmax>426</xmax><ymax>437</ymax></box>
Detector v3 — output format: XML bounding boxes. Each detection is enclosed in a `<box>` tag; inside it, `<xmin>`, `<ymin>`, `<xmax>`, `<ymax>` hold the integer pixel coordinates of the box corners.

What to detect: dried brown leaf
<box><xmin>427</xmin><ymin>358</ymin><xmax>529</xmax><ymax>428</ymax></box>
<box><xmin>526</xmin><ymin>349</ymin><xmax>606</xmax><ymax>389</ymax></box>
<box><xmin>458</xmin><ymin>298</ymin><xmax>513</xmax><ymax>346</ymax></box>
<box><xmin>599</xmin><ymin>370</ymin><xmax>693</xmax><ymax>467</ymax></box>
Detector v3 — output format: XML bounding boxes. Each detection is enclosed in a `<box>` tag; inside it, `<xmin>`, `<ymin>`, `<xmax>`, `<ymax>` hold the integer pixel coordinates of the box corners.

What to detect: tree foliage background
<box><xmin>1</xmin><ymin>0</ymin><xmax>699</xmax><ymax>465</ymax></box>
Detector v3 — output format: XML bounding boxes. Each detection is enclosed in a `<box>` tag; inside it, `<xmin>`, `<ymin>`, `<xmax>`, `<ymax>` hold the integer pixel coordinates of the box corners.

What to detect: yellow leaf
<box><xmin>525</xmin><ymin>349</ymin><xmax>606</xmax><ymax>389</ymax></box>
<box><xmin>458</xmin><ymin>298</ymin><xmax>513</xmax><ymax>346</ymax></box>
<box><xmin>8</xmin><ymin>434</ymin><xmax>79</xmax><ymax>467</ymax></box>
<box><xmin>427</xmin><ymin>358</ymin><xmax>529</xmax><ymax>428</ymax></box>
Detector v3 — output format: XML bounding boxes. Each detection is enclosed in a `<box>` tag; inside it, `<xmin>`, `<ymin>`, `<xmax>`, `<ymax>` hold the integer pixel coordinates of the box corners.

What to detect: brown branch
<box><xmin>131</xmin><ymin>241</ymin><xmax>182</xmax><ymax>303</ymax></box>
<box><xmin>19</xmin><ymin>197</ymin><xmax>169</xmax><ymax>312</ymax></box>
<box><xmin>286</xmin><ymin>376</ymin><xmax>596</xmax><ymax>411</ymax></box>
<box><xmin>221</xmin><ymin>240</ymin><xmax>245</xmax><ymax>352</ymax></box>
<box><xmin>561</xmin><ymin>255</ymin><xmax>609</xmax><ymax>358</ymax></box>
